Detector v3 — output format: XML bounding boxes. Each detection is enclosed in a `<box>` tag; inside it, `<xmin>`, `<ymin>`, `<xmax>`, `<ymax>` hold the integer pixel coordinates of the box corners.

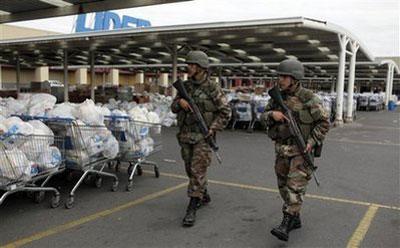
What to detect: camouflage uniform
<box><xmin>171</xmin><ymin>76</ymin><xmax>231</xmax><ymax>199</ymax></box>
<box><xmin>262</xmin><ymin>85</ymin><xmax>329</xmax><ymax>215</ymax></box>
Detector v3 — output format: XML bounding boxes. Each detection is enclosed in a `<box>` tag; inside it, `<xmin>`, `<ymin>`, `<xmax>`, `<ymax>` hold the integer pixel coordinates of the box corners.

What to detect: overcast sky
<box><xmin>10</xmin><ymin>0</ymin><xmax>400</xmax><ymax>57</ymax></box>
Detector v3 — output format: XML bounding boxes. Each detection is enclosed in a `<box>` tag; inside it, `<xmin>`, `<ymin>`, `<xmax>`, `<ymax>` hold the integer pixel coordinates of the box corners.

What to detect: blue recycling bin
<box><xmin>388</xmin><ymin>100</ymin><xmax>397</xmax><ymax>111</ymax></box>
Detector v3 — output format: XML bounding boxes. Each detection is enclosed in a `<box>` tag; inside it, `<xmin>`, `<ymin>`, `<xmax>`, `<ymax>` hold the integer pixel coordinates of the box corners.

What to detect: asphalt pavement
<box><xmin>0</xmin><ymin>110</ymin><xmax>399</xmax><ymax>248</ymax></box>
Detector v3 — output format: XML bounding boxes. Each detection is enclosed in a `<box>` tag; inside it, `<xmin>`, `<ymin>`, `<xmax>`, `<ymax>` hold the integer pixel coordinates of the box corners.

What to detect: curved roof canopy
<box><xmin>0</xmin><ymin>16</ymin><xmax>398</xmax><ymax>82</ymax></box>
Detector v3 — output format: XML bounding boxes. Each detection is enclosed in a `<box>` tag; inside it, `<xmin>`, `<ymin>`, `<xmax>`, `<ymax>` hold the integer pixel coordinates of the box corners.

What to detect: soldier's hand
<box><xmin>179</xmin><ymin>99</ymin><xmax>192</xmax><ymax>112</ymax></box>
<box><xmin>205</xmin><ymin>129</ymin><xmax>215</xmax><ymax>139</ymax></box>
<box><xmin>304</xmin><ymin>143</ymin><xmax>312</xmax><ymax>153</ymax></box>
<box><xmin>271</xmin><ymin>111</ymin><xmax>288</xmax><ymax>122</ymax></box>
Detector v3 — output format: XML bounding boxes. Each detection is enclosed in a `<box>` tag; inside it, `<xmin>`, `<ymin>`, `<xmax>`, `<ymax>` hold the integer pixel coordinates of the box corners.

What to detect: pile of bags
<box><xmin>0</xmin><ymin>117</ymin><xmax>62</xmax><ymax>182</ymax></box>
<box><xmin>1</xmin><ymin>92</ymin><xmax>170</xmax><ymax>163</ymax></box>
<box><xmin>0</xmin><ymin>93</ymin><xmax>57</xmax><ymax>118</ymax></box>
<box><xmin>66</xmin><ymin>120</ymin><xmax>119</xmax><ymax>163</ymax></box>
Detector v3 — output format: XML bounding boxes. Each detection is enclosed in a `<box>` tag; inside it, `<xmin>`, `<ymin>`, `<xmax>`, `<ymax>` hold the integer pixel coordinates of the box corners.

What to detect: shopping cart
<box><xmin>104</xmin><ymin>116</ymin><xmax>162</xmax><ymax>191</ymax></box>
<box><xmin>231</xmin><ymin>101</ymin><xmax>253</xmax><ymax>131</ymax></box>
<box><xmin>16</xmin><ymin>116</ymin><xmax>119</xmax><ymax>209</ymax></box>
<box><xmin>0</xmin><ymin>133</ymin><xmax>65</xmax><ymax>208</ymax></box>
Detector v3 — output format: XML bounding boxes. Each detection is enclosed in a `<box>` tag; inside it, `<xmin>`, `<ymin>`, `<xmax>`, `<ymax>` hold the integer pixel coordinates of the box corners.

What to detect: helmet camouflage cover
<box><xmin>276</xmin><ymin>59</ymin><xmax>304</xmax><ymax>80</ymax></box>
<box><xmin>186</xmin><ymin>50</ymin><xmax>209</xmax><ymax>69</ymax></box>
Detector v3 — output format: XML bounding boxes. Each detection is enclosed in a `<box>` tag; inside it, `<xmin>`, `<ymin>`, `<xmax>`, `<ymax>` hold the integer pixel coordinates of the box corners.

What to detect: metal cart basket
<box><xmin>105</xmin><ymin>116</ymin><xmax>162</xmax><ymax>191</ymax></box>
<box><xmin>0</xmin><ymin>133</ymin><xmax>65</xmax><ymax>208</ymax></box>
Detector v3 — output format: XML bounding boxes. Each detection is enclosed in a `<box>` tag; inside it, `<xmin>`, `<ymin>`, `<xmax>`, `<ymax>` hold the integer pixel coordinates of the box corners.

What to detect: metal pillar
<box><xmin>63</xmin><ymin>49</ymin><xmax>69</xmax><ymax>102</ymax></box>
<box><xmin>90</xmin><ymin>51</ymin><xmax>95</xmax><ymax>101</ymax></box>
<box><xmin>388</xmin><ymin>65</ymin><xmax>394</xmax><ymax>102</ymax></box>
<box><xmin>334</xmin><ymin>34</ymin><xmax>350</xmax><ymax>126</ymax></box>
<box><xmin>345</xmin><ymin>41</ymin><xmax>359</xmax><ymax>122</ymax></box>
<box><xmin>15</xmin><ymin>54</ymin><xmax>21</xmax><ymax>95</ymax></box>
<box><xmin>0</xmin><ymin>64</ymin><xmax>2</xmax><ymax>89</ymax></box>
<box><xmin>171</xmin><ymin>44</ymin><xmax>178</xmax><ymax>97</ymax></box>
<box><xmin>330</xmin><ymin>76</ymin><xmax>335</xmax><ymax>93</ymax></box>
<box><xmin>385</xmin><ymin>64</ymin><xmax>394</xmax><ymax>108</ymax></box>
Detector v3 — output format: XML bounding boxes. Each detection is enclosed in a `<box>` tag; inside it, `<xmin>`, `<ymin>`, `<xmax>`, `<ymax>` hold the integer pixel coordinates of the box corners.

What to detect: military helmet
<box><xmin>186</xmin><ymin>50</ymin><xmax>209</xmax><ymax>69</ymax></box>
<box><xmin>276</xmin><ymin>59</ymin><xmax>304</xmax><ymax>80</ymax></box>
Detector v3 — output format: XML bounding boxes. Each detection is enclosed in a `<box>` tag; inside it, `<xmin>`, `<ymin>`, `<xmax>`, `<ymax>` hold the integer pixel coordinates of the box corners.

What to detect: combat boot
<box><xmin>290</xmin><ymin>213</ymin><xmax>301</xmax><ymax>231</ymax></box>
<box><xmin>270</xmin><ymin>212</ymin><xmax>296</xmax><ymax>241</ymax></box>
<box><xmin>197</xmin><ymin>190</ymin><xmax>211</xmax><ymax>209</ymax></box>
<box><xmin>182</xmin><ymin>197</ymin><xmax>200</xmax><ymax>227</ymax></box>
<box><xmin>202</xmin><ymin>190</ymin><xmax>211</xmax><ymax>205</ymax></box>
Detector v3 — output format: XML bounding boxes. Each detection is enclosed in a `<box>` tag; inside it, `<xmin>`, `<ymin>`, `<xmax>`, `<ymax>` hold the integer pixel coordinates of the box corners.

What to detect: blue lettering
<box><xmin>137</xmin><ymin>19</ymin><xmax>151</xmax><ymax>27</ymax></box>
<box><xmin>103</xmin><ymin>11</ymin><xmax>122</xmax><ymax>30</ymax></box>
<box><xmin>75</xmin><ymin>14</ymin><xmax>94</xmax><ymax>32</ymax></box>
<box><xmin>93</xmin><ymin>12</ymin><xmax>106</xmax><ymax>31</ymax></box>
<box><xmin>121</xmin><ymin>16</ymin><xmax>138</xmax><ymax>28</ymax></box>
<box><xmin>75</xmin><ymin>11</ymin><xmax>151</xmax><ymax>33</ymax></box>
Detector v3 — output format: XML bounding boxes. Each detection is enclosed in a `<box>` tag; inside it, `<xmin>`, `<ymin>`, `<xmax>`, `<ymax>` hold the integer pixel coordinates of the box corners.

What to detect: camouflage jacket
<box><xmin>171</xmin><ymin>77</ymin><xmax>231</xmax><ymax>144</ymax></box>
<box><xmin>261</xmin><ymin>85</ymin><xmax>330</xmax><ymax>157</ymax></box>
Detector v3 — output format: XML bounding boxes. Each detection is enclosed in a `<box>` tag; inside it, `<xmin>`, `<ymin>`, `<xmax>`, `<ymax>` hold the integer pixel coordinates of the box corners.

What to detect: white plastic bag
<box><xmin>1</xmin><ymin>117</ymin><xmax>34</xmax><ymax>135</ymax></box>
<box><xmin>0</xmin><ymin>148</ymin><xmax>31</xmax><ymax>180</ymax></box>
<box><xmin>102</xmin><ymin>135</ymin><xmax>119</xmax><ymax>159</ymax></box>
<box><xmin>20</xmin><ymin>120</ymin><xmax>55</xmax><ymax>160</ymax></box>
<box><xmin>111</xmin><ymin>109</ymin><xmax>128</xmax><ymax>117</ymax></box>
<box><xmin>28</xmin><ymin>93</ymin><xmax>57</xmax><ymax>116</ymax></box>
<box><xmin>28</xmin><ymin>120</ymin><xmax>54</xmax><ymax>137</ymax></box>
<box><xmin>47</xmin><ymin>102</ymin><xmax>76</xmax><ymax>119</ymax></box>
<box><xmin>37</xmin><ymin>146</ymin><xmax>62</xmax><ymax>170</ymax></box>
<box><xmin>0</xmin><ymin>106</ymin><xmax>8</xmax><ymax>118</ymax></box>
<box><xmin>74</xmin><ymin>99</ymin><xmax>104</xmax><ymax>125</ymax></box>
<box><xmin>128</xmin><ymin>106</ymin><xmax>148</xmax><ymax>122</ymax></box>
<box><xmin>96</xmin><ymin>106</ymin><xmax>111</xmax><ymax>117</ymax></box>
<box><xmin>139</xmin><ymin>137</ymin><xmax>154</xmax><ymax>156</ymax></box>
<box><xmin>84</xmin><ymin>135</ymin><xmax>104</xmax><ymax>156</ymax></box>
<box><xmin>5</xmin><ymin>98</ymin><xmax>27</xmax><ymax>115</ymax></box>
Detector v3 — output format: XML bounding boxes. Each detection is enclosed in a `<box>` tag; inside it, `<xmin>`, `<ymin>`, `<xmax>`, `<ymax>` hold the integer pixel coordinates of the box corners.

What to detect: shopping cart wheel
<box><xmin>137</xmin><ymin>166</ymin><xmax>143</xmax><ymax>176</ymax></box>
<box><xmin>154</xmin><ymin>167</ymin><xmax>160</xmax><ymax>178</ymax></box>
<box><xmin>126</xmin><ymin>181</ymin><xmax>133</xmax><ymax>192</ymax></box>
<box><xmin>50</xmin><ymin>194</ymin><xmax>60</xmax><ymax>208</ymax></box>
<box><xmin>33</xmin><ymin>191</ymin><xmax>45</xmax><ymax>204</ymax></box>
<box><xmin>65</xmin><ymin>197</ymin><xmax>74</xmax><ymax>209</ymax></box>
<box><xmin>111</xmin><ymin>180</ymin><xmax>119</xmax><ymax>192</ymax></box>
<box><xmin>95</xmin><ymin>176</ymin><xmax>103</xmax><ymax>188</ymax></box>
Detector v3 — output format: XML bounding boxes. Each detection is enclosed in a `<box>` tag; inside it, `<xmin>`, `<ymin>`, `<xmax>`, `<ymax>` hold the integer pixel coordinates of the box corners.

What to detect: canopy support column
<box><xmin>63</xmin><ymin>49</ymin><xmax>69</xmax><ymax>102</ymax></box>
<box><xmin>15</xmin><ymin>53</ymin><xmax>21</xmax><ymax>96</ymax></box>
<box><xmin>345</xmin><ymin>41</ymin><xmax>359</xmax><ymax>123</ymax></box>
<box><xmin>334</xmin><ymin>34</ymin><xmax>350</xmax><ymax>126</ymax></box>
<box><xmin>385</xmin><ymin>64</ymin><xmax>394</xmax><ymax>108</ymax></box>
<box><xmin>171</xmin><ymin>44</ymin><xmax>178</xmax><ymax>97</ymax></box>
<box><xmin>90</xmin><ymin>51</ymin><xmax>95</xmax><ymax>101</ymax></box>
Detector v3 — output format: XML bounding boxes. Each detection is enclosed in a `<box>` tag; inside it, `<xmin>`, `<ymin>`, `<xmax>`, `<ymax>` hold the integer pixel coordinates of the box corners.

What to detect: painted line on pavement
<box><xmin>152</xmin><ymin>171</ymin><xmax>400</xmax><ymax>211</ymax></box>
<box><xmin>327</xmin><ymin>138</ymin><xmax>400</xmax><ymax>146</ymax></box>
<box><xmin>346</xmin><ymin>204</ymin><xmax>379</xmax><ymax>248</ymax></box>
<box><xmin>1</xmin><ymin>182</ymin><xmax>187</xmax><ymax>248</ymax></box>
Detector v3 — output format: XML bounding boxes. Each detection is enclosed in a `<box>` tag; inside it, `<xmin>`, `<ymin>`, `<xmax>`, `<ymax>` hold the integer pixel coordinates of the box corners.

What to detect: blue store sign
<box><xmin>75</xmin><ymin>11</ymin><xmax>151</xmax><ymax>32</ymax></box>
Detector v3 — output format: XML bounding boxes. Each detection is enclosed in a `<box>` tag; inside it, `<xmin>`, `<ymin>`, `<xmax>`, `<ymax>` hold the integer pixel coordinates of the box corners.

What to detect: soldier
<box><xmin>171</xmin><ymin>51</ymin><xmax>231</xmax><ymax>227</ymax></box>
<box><xmin>261</xmin><ymin>59</ymin><xmax>330</xmax><ymax>241</ymax></box>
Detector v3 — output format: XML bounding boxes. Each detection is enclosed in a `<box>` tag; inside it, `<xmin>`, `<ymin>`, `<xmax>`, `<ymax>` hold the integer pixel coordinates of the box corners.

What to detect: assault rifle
<box><xmin>268</xmin><ymin>86</ymin><xmax>320</xmax><ymax>186</ymax></box>
<box><xmin>173</xmin><ymin>79</ymin><xmax>222</xmax><ymax>164</ymax></box>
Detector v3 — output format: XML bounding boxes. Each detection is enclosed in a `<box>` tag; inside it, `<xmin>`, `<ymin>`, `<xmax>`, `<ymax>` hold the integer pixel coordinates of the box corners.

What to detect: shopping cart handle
<box><xmin>12</xmin><ymin>114</ymin><xmax>74</xmax><ymax>123</ymax></box>
<box><xmin>104</xmin><ymin>115</ymin><xmax>131</xmax><ymax>120</ymax></box>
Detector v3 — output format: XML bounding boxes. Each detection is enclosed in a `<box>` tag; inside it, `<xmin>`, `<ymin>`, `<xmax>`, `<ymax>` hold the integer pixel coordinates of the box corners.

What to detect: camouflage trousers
<box><xmin>274</xmin><ymin>154</ymin><xmax>312</xmax><ymax>215</ymax></box>
<box><xmin>180</xmin><ymin>140</ymin><xmax>212</xmax><ymax>199</ymax></box>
